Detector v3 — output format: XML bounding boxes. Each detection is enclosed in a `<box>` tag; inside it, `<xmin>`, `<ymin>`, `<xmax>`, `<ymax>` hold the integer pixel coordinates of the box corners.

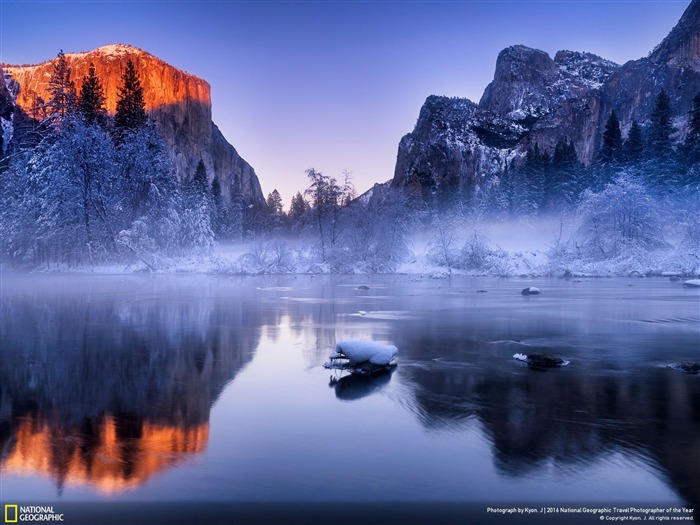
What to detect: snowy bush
<box><xmin>426</xmin><ymin>214</ymin><xmax>460</xmax><ymax>273</ymax></box>
<box><xmin>237</xmin><ymin>238</ymin><xmax>296</xmax><ymax>274</ymax></box>
<box><xmin>575</xmin><ymin>175</ymin><xmax>664</xmax><ymax>261</ymax></box>
<box><xmin>458</xmin><ymin>231</ymin><xmax>492</xmax><ymax>271</ymax></box>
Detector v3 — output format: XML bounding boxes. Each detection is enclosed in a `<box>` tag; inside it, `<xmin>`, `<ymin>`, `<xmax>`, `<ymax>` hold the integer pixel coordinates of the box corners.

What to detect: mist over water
<box><xmin>1</xmin><ymin>273</ymin><xmax>698</xmax><ymax>524</ymax></box>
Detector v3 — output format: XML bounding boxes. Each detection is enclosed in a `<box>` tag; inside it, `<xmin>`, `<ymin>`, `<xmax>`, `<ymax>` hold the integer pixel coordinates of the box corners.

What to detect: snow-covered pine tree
<box><xmin>623</xmin><ymin>120</ymin><xmax>644</xmax><ymax>165</ymax></box>
<box><xmin>546</xmin><ymin>137</ymin><xmax>581</xmax><ymax>210</ymax></box>
<box><xmin>600</xmin><ymin>111</ymin><xmax>623</xmax><ymax>164</ymax></box>
<box><xmin>27</xmin><ymin>117</ymin><xmax>116</xmax><ymax>265</ymax></box>
<box><xmin>0</xmin><ymin>150</ymin><xmax>40</xmax><ymax>266</ymax></box>
<box><xmin>114</xmin><ymin>125</ymin><xmax>181</xmax><ymax>258</ymax></box>
<box><xmin>211</xmin><ymin>173</ymin><xmax>223</xmax><ymax>237</ymax></box>
<box><xmin>181</xmin><ymin>159</ymin><xmax>214</xmax><ymax>252</ymax></box>
<box><xmin>644</xmin><ymin>90</ymin><xmax>682</xmax><ymax>188</ymax></box>
<box><xmin>684</xmin><ymin>93</ymin><xmax>700</xmax><ymax>166</ymax></box>
<box><xmin>647</xmin><ymin>90</ymin><xmax>674</xmax><ymax>160</ymax></box>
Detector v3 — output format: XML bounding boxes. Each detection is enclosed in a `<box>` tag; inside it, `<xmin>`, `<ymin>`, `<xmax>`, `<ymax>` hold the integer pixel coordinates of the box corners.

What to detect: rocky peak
<box><xmin>649</xmin><ymin>0</ymin><xmax>700</xmax><ymax>69</ymax></box>
<box><xmin>493</xmin><ymin>45</ymin><xmax>558</xmax><ymax>80</ymax></box>
<box><xmin>82</xmin><ymin>43</ymin><xmax>149</xmax><ymax>58</ymax></box>
<box><xmin>553</xmin><ymin>50</ymin><xmax>619</xmax><ymax>89</ymax></box>
<box><xmin>4</xmin><ymin>46</ymin><xmax>264</xmax><ymax>206</ymax></box>
<box><xmin>479</xmin><ymin>46</ymin><xmax>558</xmax><ymax>120</ymax></box>
<box><xmin>393</xmin><ymin>2</ymin><xmax>698</xmax><ymax>198</ymax></box>
<box><xmin>479</xmin><ymin>45</ymin><xmax>616</xmax><ymax>123</ymax></box>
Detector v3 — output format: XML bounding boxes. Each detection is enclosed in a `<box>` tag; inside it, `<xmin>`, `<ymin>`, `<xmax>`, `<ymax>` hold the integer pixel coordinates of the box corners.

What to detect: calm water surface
<box><xmin>1</xmin><ymin>274</ymin><xmax>698</xmax><ymax>524</ymax></box>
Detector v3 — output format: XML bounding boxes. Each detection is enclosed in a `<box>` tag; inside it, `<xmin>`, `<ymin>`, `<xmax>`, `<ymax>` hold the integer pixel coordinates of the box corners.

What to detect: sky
<box><xmin>0</xmin><ymin>0</ymin><xmax>691</xmax><ymax>207</ymax></box>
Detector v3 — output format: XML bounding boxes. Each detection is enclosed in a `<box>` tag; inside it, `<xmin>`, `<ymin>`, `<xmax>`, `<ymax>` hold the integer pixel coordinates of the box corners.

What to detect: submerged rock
<box><xmin>521</xmin><ymin>286</ymin><xmax>541</xmax><ymax>296</ymax></box>
<box><xmin>357</xmin><ymin>285</ymin><xmax>370</xmax><ymax>290</ymax></box>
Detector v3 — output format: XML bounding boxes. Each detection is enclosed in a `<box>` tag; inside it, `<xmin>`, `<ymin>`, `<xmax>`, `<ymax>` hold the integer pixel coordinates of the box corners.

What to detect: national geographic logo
<box><xmin>4</xmin><ymin>506</ymin><xmax>64</xmax><ymax>522</ymax></box>
<box><xmin>4</xmin><ymin>505</ymin><xmax>17</xmax><ymax>523</ymax></box>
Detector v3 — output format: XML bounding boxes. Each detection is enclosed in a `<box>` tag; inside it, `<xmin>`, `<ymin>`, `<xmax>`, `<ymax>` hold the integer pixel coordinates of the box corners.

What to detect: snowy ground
<box><xmin>17</xmin><ymin>235</ymin><xmax>696</xmax><ymax>278</ymax></box>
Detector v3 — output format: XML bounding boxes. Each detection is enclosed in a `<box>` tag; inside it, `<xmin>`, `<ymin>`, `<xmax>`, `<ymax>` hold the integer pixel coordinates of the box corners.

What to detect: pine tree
<box><xmin>600</xmin><ymin>111</ymin><xmax>623</xmax><ymax>164</ymax></box>
<box><xmin>115</xmin><ymin>60</ymin><xmax>147</xmax><ymax>133</ymax></box>
<box><xmin>522</xmin><ymin>144</ymin><xmax>548</xmax><ymax>214</ymax></box>
<box><xmin>288</xmin><ymin>191</ymin><xmax>308</xmax><ymax>226</ymax></box>
<box><xmin>192</xmin><ymin>159</ymin><xmax>208</xmax><ymax>191</ymax></box>
<box><xmin>647</xmin><ymin>90</ymin><xmax>674</xmax><ymax>159</ymax></box>
<box><xmin>46</xmin><ymin>50</ymin><xmax>77</xmax><ymax>128</ymax></box>
<box><xmin>211</xmin><ymin>173</ymin><xmax>223</xmax><ymax>237</ymax></box>
<box><xmin>266</xmin><ymin>189</ymin><xmax>283</xmax><ymax>215</ymax></box>
<box><xmin>623</xmin><ymin>120</ymin><xmax>644</xmax><ymax>164</ymax></box>
<box><xmin>552</xmin><ymin>138</ymin><xmax>578</xmax><ymax>167</ymax></box>
<box><xmin>265</xmin><ymin>189</ymin><xmax>285</xmax><ymax>231</ymax></box>
<box><xmin>78</xmin><ymin>63</ymin><xmax>107</xmax><ymax>126</ymax></box>
<box><xmin>547</xmin><ymin>137</ymin><xmax>581</xmax><ymax>208</ymax></box>
<box><xmin>684</xmin><ymin>92</ymin><xmax>700</xmax><ymax>165</ymax></box>
<box><xmin>181</xmin><ymin>159</ymin><xmax>213</xmax><ymax>251</ymax></box>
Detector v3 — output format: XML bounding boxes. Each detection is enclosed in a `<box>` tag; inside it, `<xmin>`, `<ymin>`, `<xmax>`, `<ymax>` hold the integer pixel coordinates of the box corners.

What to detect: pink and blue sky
<box><xmin>0</xmin><ymin>0</ymin><xmax>690</xmax><ymax>205</ymax></box>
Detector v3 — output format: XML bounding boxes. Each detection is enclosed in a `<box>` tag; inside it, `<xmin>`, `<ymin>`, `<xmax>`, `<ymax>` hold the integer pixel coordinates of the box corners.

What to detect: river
<box><xmin>1</xmin><ymin>274</ymin><xmax>698</xmax><ymax>524</ymax></box>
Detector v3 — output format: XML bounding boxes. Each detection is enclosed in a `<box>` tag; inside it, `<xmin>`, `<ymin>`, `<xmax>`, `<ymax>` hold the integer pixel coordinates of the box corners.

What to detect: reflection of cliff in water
<box><xmin>0</xmin><ymin>276</ymin><xmax>264</xmax><ymax>494</ymax></box>
<box><xmin>392</xmin><ymin>326</ymin><xmax>700</xmax><ymax>514</ymax></box>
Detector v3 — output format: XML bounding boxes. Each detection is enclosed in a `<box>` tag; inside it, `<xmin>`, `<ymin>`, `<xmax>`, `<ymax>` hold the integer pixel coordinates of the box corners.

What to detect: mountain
<box><xmin>392</xmin><ymin>0</ymin><xmax>699</xmax><ymax>198</ymax></box>
<box><xmin>3</xmin><ymin>44</ymin><xmax>264</xmax><ymax>206</ymax></box>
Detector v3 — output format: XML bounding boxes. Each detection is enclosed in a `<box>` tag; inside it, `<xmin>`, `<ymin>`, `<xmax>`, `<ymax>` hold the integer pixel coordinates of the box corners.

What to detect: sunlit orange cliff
<box><xmin>4</xmin><ymin>44</ymin><xmax>264</xmax><ymax>205</ymax></box>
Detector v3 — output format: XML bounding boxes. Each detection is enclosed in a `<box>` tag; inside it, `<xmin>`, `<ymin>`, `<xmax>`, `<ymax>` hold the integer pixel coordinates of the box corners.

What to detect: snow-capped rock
<box><xmin>325</xmin><ymin>340</ymin><xmax>399</xmax><ymax>374</ymax></box>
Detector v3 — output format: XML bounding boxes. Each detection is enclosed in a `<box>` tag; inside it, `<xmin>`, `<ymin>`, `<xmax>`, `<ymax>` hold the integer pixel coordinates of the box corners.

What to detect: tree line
<box><xmin>476</xmin><ymin>89</ymin><xmax>700</xmax><ymax>221</ymax></box>
<box><xmin>0</xmin><ymin>51</ymin><xmax>246</xmax><ymax>268</ymax></box>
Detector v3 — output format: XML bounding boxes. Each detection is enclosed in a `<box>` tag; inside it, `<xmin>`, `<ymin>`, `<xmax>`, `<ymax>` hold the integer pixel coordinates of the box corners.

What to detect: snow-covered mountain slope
<box><xmin>393</xmin><ymin>0</ymin><xmax>700</xmax><ymax>199</ymax></box>
<box><xmin>3</xmin><ymin>45</ymin><xmax>264</xmax><ymax>206</ymax></box>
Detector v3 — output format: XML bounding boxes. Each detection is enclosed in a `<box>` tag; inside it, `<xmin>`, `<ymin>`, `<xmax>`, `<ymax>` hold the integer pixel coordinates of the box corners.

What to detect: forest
<box><xmin>1</xmin><ymin>52</ymin><xmax>698</xmax><ymax>276</ymax></box>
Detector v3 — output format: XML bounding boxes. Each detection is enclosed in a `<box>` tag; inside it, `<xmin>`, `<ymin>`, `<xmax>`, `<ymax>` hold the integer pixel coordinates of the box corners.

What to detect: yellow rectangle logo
<box><xmin>4</xmin><ymin>504</ymin><xmax>18</xmax><ymax>523</ymax></box>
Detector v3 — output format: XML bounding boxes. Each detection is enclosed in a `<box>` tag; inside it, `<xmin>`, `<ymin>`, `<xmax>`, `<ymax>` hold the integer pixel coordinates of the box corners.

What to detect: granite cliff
<box><xmin>3</xmin><ymin>44</ymin><xmax>264</xmax><ymax>206</ymax></box>
<box><xmin>392</xmin><ymin>0</ymin><xmax>700</xmax><ymax>197</ymax></box>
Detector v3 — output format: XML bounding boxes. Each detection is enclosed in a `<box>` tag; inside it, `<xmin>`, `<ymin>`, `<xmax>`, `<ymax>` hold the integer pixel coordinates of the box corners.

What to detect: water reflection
<box><xmin>3</xmin><ymin>415</ymin><xmax>208</xmax><ymax>494</ymax></box>
<box><xmin>1</xmin><ymin>275</ymin><xmax>698</xmax><ymax>518</ymax></box>
<box><xmin>329</xmin><ymin>369</ymin><xmax>395</xmax><ymax>401</ymax></box>
<box><xmin>0</xmin><ymin>276</ymin><xmax>262</xmax><ymax>494</ymax></box>
<box><xmin>391</xmin><ymin>317</ymin><xmax>700</xmax><ymax>514</ymax></box>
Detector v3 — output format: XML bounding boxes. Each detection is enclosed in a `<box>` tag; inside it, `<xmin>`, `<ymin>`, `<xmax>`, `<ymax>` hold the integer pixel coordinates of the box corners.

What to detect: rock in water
<box><xmin>333</xmin><ymin>340</ymin><xmax>398</xmax><ymax>366</ymax></box>
<box><xmin>668</xmin><ymin>361</ymin><xmax>700</xmax><ymax>374</ymax></box>
<box><xmin>513</xmin><ymin>352</ymin><xmax>569</xmax><ymax>368</ymax></box>
<box><xmin>683</xmin><ymin>279</ymin><xmax>700</xmax><ymax>288</ymax></box>
<box><xmin>521</xmin><ymin>287</ymin><xmax>541</xmax><ymax>295</ymax></box>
